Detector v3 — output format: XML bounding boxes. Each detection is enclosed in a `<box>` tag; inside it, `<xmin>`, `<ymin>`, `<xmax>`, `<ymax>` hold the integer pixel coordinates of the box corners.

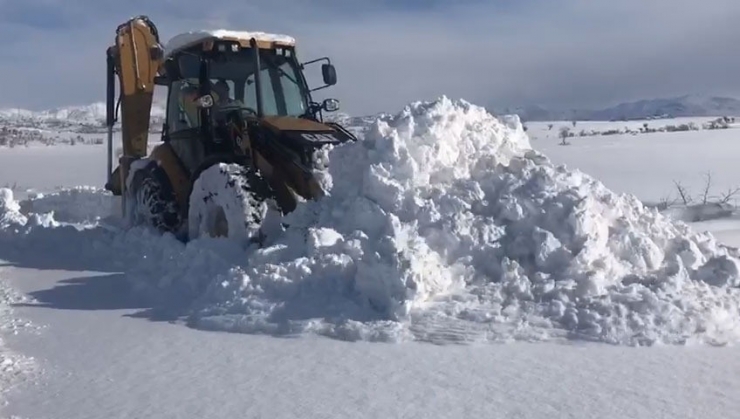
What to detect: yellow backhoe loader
<box><xmin>104</xmin><ymin>16</ymin><xmax>356</xmax><ymax>243</ymax></box>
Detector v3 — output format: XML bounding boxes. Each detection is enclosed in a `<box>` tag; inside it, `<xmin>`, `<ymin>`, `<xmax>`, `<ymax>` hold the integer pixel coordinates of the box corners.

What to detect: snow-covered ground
<box><xmin>1</xmin><ymin>97</ymin><xmax>740</xmax><ymax>418</ymax></box>
<box><xmin>529</xmin><ymin>118</ymin><xmax>740</xmax><ymax>247</ymax></box>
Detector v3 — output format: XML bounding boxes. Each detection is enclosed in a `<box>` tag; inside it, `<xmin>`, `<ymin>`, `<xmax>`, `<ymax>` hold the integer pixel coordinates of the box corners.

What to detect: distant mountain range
<box><xmin>494</xmin><ymin>95</ymin><xmax>740</xmax><ymax>122</ymax></box>
<box><xmin>0</xmin><ymin>98</ymin><xmax>167</xmax><ymax>133</ymax></box>
<box><xmin>0</xmin><ymin>98</ymin><xmax>374</xmax><ymax>135</ymax></box>
<box><xmin>2</xmin><ymin>94</ymin><xmax>740</xmax><ymax>135</ymax></box>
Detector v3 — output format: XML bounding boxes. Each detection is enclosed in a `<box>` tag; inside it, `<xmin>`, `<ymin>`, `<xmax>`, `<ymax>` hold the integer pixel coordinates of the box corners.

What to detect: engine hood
<box><xmin>261</xmin><ymin>115</ymin><xmax>356</xmax><ymax>146</ymax></box>
<box><xmin>262</xmin><ymin>115</ymin><xmax>334</xmax><ymax>132</ymax></box>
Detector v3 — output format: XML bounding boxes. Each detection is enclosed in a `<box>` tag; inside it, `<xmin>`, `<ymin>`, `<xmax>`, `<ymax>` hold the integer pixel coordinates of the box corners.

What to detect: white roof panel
<box><xmin>164</xmin><ymin>29</ymin><xmax>296</xmax><ymax>57</ymax></box>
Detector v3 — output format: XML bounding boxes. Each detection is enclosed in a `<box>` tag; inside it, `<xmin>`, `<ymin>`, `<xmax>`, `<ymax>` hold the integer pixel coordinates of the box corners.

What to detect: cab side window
<box><xmin>167</xmin><ymin>80</ymin><xmax>200</xmax><ymax>133</ymax></box>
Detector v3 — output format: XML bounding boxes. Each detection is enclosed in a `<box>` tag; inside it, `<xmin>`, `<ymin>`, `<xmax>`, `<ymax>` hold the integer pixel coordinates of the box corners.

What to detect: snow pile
<box><xmin>19</xmin><ymin>187</ymin><xmax>118</xmax><ymax>224</ymax></box>
<box><xmin>0</xmin><ymin>189</ymin><xmax>59</xmax><ymax>234</ymax></box>
<box><xmin>188</xmin><ymin>96</ymin><xmax>740</xmax><ymax>345</ymax></box>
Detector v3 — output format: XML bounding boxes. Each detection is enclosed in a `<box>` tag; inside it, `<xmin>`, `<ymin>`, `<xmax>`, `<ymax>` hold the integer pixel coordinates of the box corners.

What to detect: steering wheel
<box><xmin>216</xmin><ymin>102</ymin><xmax>258</xmax><ymax>118</ymax></box>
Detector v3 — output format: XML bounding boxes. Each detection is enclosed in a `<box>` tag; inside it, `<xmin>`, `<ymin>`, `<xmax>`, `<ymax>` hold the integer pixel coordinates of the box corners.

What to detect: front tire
<box><xmin>187</xmin><ymin>162</ymin><xmax>275</xmax><ymax>244</ymax></box>
<box><xmin>126</xmin><ymin>160</ymin><xmax>181</xmax><ymax>234</ymax></box>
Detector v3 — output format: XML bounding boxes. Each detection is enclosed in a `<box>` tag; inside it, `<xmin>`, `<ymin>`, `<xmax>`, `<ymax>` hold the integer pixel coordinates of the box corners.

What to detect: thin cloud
<box><xmin>0</xmin><ymin>0</ymin><xmax>738</xmax><ymax>115</ymax></box>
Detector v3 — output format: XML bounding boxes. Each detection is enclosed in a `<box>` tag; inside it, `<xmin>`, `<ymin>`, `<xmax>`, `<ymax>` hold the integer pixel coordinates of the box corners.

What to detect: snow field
<box><xmin>0</xmin><ymin>282</ymin><xmax>37</xmax><ymax>411</ymax></box>
<box><xmin>2</xmin><ymin>97</ymin><xmax>740</xmax><ymax>346</ymax></box>
<box><xmin>528</xmin><ymin>121</ymin><xmax>740</xmax><ymax>208</ymax></box>
<box><xmin>0</xmin><ymin>191</ymin><xmax>39</xmax><ymax>407</ymax></box>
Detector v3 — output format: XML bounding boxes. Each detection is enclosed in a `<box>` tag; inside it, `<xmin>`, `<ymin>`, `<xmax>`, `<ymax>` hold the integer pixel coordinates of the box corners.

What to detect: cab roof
<box><xmin>164</xmin><ymin>29</ymin><xmax>296</xmax><ymax>58</ymax></box>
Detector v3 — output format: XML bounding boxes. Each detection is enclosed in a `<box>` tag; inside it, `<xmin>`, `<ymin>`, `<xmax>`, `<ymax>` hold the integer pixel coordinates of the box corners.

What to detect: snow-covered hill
<box><xmin>4</xmin><ymin>92</ymin><xmax>740</xmax><ymax>138</ymax></box>
<box><xmin>6</xmin><ymin>93</ymin><xmax>737</xmax><ymax>148</ymax></box>
<box><xmin>0</xmin><ymin>100</ymin><xmax>366</xmax><ymax>146</ymax></box>
<box><xmin>0</xmin><ymin>98</ymin><xmax>166</xmax><ymax>134</ymax></box>
<box><xmin>589</xmin><ymin>95</ymin><xmax>740</xmax><ymax>121</ymax></box>
<box><xmin>499</xmin><ymin>94</ymin><xmax>740</xmax><ymax>121</ymax></box>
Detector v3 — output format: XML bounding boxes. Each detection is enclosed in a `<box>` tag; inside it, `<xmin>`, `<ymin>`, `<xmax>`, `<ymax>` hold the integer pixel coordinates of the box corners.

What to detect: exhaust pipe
<box><xmin>250</xmin><ymin>38</ymin><xmax>264</xmax><ymax>118</ymax></box>
<box><xmin>106</xmin><ymin>47</ymin><xmax>116</xmax><ymax>185</ymax></box>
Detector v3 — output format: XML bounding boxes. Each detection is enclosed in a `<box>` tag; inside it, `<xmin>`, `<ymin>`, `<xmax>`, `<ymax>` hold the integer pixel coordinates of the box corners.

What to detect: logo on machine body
<box><xmin>300</xmin><ymin>132</ymin><xmax>339</xmax><ymax>143</ymax></box>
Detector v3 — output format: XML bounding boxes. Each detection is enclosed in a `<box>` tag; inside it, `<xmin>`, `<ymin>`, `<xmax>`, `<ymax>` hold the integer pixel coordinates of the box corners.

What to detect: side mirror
<box><xmin>322</xmin><ymin>64</ymin><xmax>337</xmax><ymax>86</ymax></box>
<box><xmin>322</xmin><ymin>98</ymin><xmax>340</xmax><ymax>112</ymax></box>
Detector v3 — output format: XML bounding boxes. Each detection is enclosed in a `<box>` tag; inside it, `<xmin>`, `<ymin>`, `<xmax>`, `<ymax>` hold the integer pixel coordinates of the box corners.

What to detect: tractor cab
<box><xmin>155</xmin><ymin>30</ymin><xmax>342</xmax><ymax>175</ymax></box>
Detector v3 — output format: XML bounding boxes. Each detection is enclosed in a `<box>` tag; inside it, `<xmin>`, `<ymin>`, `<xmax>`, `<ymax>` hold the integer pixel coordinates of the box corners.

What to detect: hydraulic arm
<box><xmin>105</xmin><ymin>16</ymin><xmax>164</xmax><ymax>197</ymax></box>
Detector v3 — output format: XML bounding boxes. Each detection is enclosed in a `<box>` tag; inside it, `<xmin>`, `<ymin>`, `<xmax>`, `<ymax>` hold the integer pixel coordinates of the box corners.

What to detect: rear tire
<box><xmin>127</xmin><ymin>160</ymin><xmax>182</xmax><ymax>234</ymax></box>
<box><xmin>187</xmin><ymin>162</ymin><xmax>275</xmax><ymax>244</ymax></box>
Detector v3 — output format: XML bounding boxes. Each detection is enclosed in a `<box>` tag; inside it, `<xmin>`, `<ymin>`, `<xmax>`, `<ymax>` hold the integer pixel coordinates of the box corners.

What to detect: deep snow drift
<box><xmin>2</xmin><ymin>97</ymin><xmax>740</xmax><ymax>346</ymax></box>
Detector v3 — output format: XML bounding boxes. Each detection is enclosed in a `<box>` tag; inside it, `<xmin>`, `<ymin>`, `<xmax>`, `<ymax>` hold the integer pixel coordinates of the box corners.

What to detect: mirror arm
<box><xmin>309</xmin><ymin>84</ymin><xmax>331</xmax><ymax>93</ymax></box>
<box><xmin>300</xmin><ymin>56</ymin><xmax>331</xmax><ymax>69</ymax></box>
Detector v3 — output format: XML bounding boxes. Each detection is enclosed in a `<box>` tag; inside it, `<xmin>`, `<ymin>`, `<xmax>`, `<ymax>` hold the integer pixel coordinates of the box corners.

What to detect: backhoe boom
<box><xmin>105</xmin><ymin>16</ymin><xmax>164</xmax><ymax>201</ymax></box>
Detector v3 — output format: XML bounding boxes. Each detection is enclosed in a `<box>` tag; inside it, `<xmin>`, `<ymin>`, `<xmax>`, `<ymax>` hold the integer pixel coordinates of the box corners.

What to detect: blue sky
<box><xmin>1</xmin><ymin>0</ymin><xmax>739</xmax><ymax>115</ymax></box>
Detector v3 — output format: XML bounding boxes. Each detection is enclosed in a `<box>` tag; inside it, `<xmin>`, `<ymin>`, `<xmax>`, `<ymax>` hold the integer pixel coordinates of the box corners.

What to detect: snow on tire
<box><xmin>187</xmin><ymin>162</ymin><xmax>270</xmax><ymax>244</ymax></box>
<box><xmin>126</xmin><ymin>159</ymin><xmax>181</xmax><ymax>234</ymax></box>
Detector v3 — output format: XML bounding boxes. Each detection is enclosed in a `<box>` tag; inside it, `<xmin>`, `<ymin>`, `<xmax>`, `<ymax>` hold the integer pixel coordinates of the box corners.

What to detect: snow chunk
<box><xmin>0</xmin><ymin>188</ymin><xmax>27</xmax><ymax>228</ymax></box>
<box><xmin>20</xmin><ymin>186</ymin><xmax>117</xmax><ymax>224</ymax></box>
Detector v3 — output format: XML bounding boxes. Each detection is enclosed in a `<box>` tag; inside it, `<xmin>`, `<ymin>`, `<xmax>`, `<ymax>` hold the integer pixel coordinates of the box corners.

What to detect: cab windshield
<box><xmin>172</xmin><ymin>46</ymin><xmax>310</xmax><ymax>130</ymax></box>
